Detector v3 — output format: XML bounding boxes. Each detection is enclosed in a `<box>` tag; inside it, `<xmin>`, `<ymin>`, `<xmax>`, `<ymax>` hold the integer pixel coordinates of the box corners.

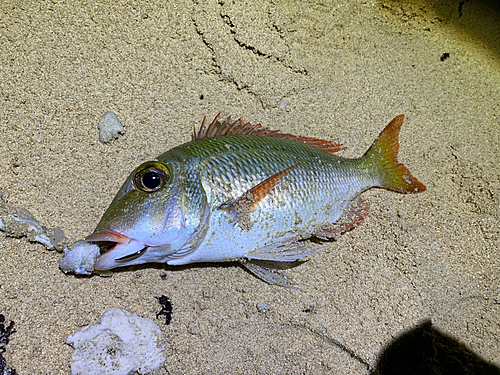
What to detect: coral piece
<box><xmin>67</xmin><ymin>308</ymin><xmax>167</xmax><ymax>375</ymax></box>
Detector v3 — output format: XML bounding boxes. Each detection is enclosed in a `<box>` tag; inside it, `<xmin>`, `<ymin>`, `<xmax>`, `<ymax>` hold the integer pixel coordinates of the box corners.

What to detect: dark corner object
<box><xmin>373</xmin><ymin>319</ymin><xmax>500</xmax><ymax>375</ymax></box>
<box><xmin>0</xmin><ymin>313</ymin><xmax>17</xmax><ymax>375</ymax></box>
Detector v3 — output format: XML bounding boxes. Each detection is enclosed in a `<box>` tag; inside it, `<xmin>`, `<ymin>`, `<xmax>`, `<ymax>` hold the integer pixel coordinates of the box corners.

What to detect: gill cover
<box><xmin>89</xmin><ymin>158</ymin><xmax>209</xmax><ymax>270</ymax></box>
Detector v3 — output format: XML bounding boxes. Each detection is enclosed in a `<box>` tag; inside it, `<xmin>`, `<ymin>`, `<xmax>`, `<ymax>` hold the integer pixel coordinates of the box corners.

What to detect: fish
<box><xmin>86</xmin><ymin>114</ymin><xmax>426</xmax><ymax>286</ymax></box>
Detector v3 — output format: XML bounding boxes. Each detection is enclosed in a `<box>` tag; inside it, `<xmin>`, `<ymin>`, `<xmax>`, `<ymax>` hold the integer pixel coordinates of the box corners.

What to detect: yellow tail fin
<box><xmin>363</xmin><ymin>115</ymin><xmax>426</xmax><ymax>194</ymax></box>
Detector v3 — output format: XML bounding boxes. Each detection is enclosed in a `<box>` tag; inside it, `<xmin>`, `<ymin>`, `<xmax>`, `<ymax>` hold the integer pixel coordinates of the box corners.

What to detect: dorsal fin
<box><xmin>193</xmin><ymin>113</ymin><xmax>346</xmax><ymax>156</ymax></box>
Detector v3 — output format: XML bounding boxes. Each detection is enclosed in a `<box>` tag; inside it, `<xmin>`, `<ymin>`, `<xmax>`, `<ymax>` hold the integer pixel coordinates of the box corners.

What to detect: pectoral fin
<box><xmin>221</xmin><ymin>164</ymin><xmax>299</xmax><ymax>211</ymax></box>
<box><xmin>219</xmin><ymin>164</ymin><xmax>299</xmax><ymax>229</ymax></box>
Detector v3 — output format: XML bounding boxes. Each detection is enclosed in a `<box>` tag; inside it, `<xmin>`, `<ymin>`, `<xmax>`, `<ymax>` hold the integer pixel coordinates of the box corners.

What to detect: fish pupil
<box><xmin>143</xmin><ymin>171</ymin><xmax>161</xmax><ymax>189</ymax></box>
<box><xmin>134</xmin><ymin>164</ymin><xmax>170</xmax><ymax>192</ymax></box>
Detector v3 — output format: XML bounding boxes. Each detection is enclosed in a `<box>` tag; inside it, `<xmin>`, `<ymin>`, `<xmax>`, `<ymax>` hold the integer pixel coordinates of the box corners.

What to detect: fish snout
<box><xmin>86</xmin><ymin>229</ymin><xmax>147</xmax><ymax>270</ymax></box>
<box><xmin>86</xmin><ymin>228</ymin><xmax>131</xmax><ymax>246</ymax></box>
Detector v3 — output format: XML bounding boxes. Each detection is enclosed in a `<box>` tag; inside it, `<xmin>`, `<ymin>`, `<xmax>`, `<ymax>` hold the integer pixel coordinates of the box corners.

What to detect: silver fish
<box><xmin>86</xmin><ymin>114</ymin><xmax>425</xmax><ymax>286</ymax></box>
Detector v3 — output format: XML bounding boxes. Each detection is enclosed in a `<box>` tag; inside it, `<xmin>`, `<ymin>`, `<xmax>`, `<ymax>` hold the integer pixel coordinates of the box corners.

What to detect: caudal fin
<box><xmin>363</xmin><ymin>115</ymin><xmax>426</xmax><ymax>194</ymax></box>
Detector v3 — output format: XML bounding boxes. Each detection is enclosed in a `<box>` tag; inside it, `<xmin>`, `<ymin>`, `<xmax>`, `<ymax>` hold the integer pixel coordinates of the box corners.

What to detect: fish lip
<box><xmin>85</xmin><ymin>229</ymin><xmax>131</xmax><ymax>245</ymax></box>
<box><xmin>86</xmin><ymin>229</ymin><xmax>147</xmax><ymax>270</ymax></box>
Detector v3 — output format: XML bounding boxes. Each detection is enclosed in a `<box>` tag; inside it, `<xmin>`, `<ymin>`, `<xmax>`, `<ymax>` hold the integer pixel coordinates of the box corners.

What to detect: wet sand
<box><xmin>0</xmin><ymin>0</ymin><xmax>499</xmax><ymax>373</ymax></box>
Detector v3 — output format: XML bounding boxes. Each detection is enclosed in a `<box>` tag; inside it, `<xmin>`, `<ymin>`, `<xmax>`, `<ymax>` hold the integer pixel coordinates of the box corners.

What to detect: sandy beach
<box><xmin>0</xmin><ymin>0</ymin><xmax>499</xmax><ymax>373</ymax></box>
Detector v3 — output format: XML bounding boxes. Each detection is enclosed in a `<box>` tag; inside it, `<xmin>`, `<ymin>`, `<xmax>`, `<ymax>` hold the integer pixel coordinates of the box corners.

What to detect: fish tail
<box><xmin>363</xmin><ymin>115</ymin><xmax>426</xmax><ymax>194</ymax></box>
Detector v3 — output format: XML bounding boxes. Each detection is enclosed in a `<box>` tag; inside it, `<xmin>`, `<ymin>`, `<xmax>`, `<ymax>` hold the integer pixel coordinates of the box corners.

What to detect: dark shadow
<box><xmin>432</xmin><ymin>0</ymin><xmax>500</xmax><ymax>59</ymax></box>
<box><xmin>0</xmin><ymin>313</ymin><xmax>17</xmax><ymax>375</ymax></box>
<box><xmin>78</xmin><ymin>259</ymin><xmax>242</xmax><ymax>278</ymax></box>
<box><xmin>75</xmin><ymin>259</ymin><xmax>305</xmax><ymax>282</ymax></box>
<box><xmin>374</xmin><ymin>319</ymin><xmax>500</xmax><ymax>375</ymax></box>
<box><xmin>379</xmin><ymin>0</ymin><xmax>500</xmax><ymax>62</ymax></box>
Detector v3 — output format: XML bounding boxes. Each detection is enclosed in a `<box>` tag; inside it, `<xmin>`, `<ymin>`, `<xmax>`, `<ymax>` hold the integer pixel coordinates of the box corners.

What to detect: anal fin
<box><xmin>315</xmin><ymin>198</ymin><xmax>370</xmax><ymax>240</ymax></box>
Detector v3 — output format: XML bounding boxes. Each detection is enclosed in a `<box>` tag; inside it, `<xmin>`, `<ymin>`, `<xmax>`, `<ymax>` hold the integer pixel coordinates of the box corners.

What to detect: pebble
<box><xmin>98</xmin><ymin>112</ymin><xmax>125</xmax><ymax>143</ymax></box>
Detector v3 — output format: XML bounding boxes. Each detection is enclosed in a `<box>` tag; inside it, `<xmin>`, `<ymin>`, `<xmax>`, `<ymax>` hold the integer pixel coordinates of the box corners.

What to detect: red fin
<box><xmin>236</xmin><ymin>164</ymin><xmax>299</xmax><ymax>211</ymax></box>
<box><xmin>364</xmin><ymin>115</ymin><xmax>426</xmax><ymax>194</ymax></box>
<box><xmin>219</xmin><ymin>164</ymin><xmax>299</xmax><ymax>230</ymax></box>
<box><xmin>315</xmin><ymin>198</ymin><xmax>370</xmax><ymax>240</ymax></box>
<box><xmin>193</xmin><ymin>114</ymin><xmax>346</xmax><ymax>156</ymax></box>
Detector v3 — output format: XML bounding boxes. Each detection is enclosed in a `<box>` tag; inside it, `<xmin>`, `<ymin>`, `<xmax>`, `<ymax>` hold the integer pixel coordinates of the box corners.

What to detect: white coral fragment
<box><xmin>0</xmin><ymin>194</ymin><xmax>68</xmax><ymax>251</ymax></box>
<box><xmin>67</xmin><ymin>307</ymin><xmax>167</xmax><ymax>375</ymax></box>
<box><xmin>58</xmin><ymin>240</ymin><xmax>100</xmax><ymax>275</ymax></box>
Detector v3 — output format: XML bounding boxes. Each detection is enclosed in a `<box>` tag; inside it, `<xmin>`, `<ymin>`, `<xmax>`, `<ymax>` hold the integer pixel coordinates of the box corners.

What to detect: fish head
<box><xmin>87</xmin><ymin>159</ymin><xmax>207</xmax><ymax>270</ymax></box>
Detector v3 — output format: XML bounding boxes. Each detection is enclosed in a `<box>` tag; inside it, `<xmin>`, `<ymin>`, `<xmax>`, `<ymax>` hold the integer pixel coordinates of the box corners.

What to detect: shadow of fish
<box><xmin>86</xmin><ymin>114</ymin><xmax>425</xmax><ymax>286</ymax></box>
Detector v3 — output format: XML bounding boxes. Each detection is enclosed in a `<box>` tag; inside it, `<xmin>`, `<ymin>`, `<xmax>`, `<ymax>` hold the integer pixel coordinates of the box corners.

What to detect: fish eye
<box><xmin>134</xmin><ymin>166</ymin><xmax>170</xmax><ymax>192</ymax></box>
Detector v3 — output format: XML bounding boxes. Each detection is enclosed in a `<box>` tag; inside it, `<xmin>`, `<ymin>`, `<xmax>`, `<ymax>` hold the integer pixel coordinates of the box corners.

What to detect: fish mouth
<box><xmin>86</xmin><ymin>229</ymin><xmax>148</xmax><ymax>270</ymax></box>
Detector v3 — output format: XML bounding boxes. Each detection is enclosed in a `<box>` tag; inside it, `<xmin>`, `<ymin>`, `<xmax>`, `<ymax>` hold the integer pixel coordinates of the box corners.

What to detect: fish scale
<box><xmin>177</xmin><ymin>136</ymin><xmax>360</xmax><ymax>208</ymax></box>
<box><xmin>87</xmin><ymin>114</ymin><xmax>425</xmax><ymax>286</ymax></box>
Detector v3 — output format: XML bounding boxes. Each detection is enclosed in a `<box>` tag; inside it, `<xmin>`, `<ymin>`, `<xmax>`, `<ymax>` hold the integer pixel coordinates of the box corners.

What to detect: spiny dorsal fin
<box><xmin>193</xmin><ymin>113</ymin><xmax>346</xmax><ymax>156</ymax></box>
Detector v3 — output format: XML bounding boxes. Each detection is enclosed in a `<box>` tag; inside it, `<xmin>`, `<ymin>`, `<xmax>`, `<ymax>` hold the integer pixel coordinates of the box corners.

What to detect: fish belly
<box><xmin>167</xmin><ymin>174</ymin><xmax>364</xmax><ymax>265</ymax></box>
